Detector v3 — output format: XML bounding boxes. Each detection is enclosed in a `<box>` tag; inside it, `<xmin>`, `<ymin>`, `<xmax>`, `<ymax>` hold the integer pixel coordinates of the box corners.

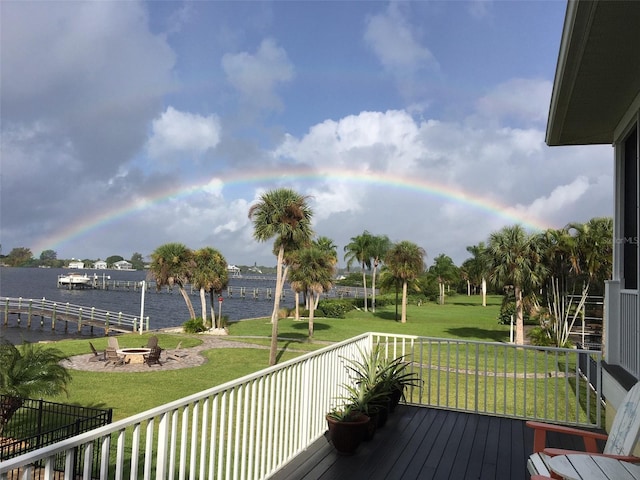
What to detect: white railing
<box><xmin>0</xmin><ymin>334</ymin><xmax>602</xmax><ymax>480</ymax></box>
<box><xmin>620</xmin><ymin>290</ymin><xmax>639</xmax><ymax>376</ymax></box>
<box><xmin>1</xmin><ymin>297</ymin><xmax>148</xmax><ymax>334</ymax></box>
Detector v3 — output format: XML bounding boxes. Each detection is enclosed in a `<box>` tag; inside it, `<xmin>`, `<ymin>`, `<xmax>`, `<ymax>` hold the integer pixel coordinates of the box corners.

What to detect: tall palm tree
<box><xmin>464</xmin><ymin>242</ymin><xmax>490</xmax><ymax>306</ymax></box>
<box><xmin>0</xmin><ymin>340</ymin><xmax>71</xmax><ymax>435</ymax></box>
<box><xmin>369</xmin><ymin>234</ymin><xmax>391</xmax><ymax>312</ymax></box>
<box><xmin>192</xmin><ymin>247</ymin><xmax>229</xmax><ymax>329</ymax></box>
<box><xmin>428</xmin><ymin>254</ymin><xmax>458</xmax><ymax>305</ymax></box>
<box><xmin>568</xmin><ymin>217</ymin><xmax>613</xmax><ymax>292</ymax></box>
<box><xmin>288</xmin><ymin>244</ymin><xmax>335</xmax><ymax>339</ymax></box>
<box><xmin>384</xmin><ymin>241</ymin><xmax>426</xmax><ymax>323</ymax></box>
<box><xmin>487</xmin><ymin>225</ymin><xmax>548</xmax><ymax>345</ymax></box>
<box><xmin>249</xmin><ymin>188</ymin><xmax>313</xmax><ymax>366</ymax></box>
<box><xmin>344</xmin><ymin>232</ymin><xmax>373</xmax><ymax>312</ymax></box>
<box><xmin>149</xmin><ymin>242</ymin><xmax>196</xmax><ymax>320</ymax></box>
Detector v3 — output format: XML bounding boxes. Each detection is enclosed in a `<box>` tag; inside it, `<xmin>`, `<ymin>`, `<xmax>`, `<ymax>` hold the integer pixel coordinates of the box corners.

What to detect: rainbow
<box><xmin>33</xmin><ymin>167</ymin><xmax>553</xmax><ymax>253</ymax></box>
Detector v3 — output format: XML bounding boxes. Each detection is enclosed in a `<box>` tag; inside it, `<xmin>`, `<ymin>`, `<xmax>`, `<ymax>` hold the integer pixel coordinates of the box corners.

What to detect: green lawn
<box><xmin>42</xmin><ymin>294</ymin><xmax>509</xmax><ymax>420</ymax></box>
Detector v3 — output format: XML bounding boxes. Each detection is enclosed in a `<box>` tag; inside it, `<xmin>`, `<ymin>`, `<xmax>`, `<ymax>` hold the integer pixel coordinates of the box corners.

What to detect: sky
<box><xmin>0</xmin><ymin>0</ymin><xmax>614</xmax><ymax>268</ymax></box>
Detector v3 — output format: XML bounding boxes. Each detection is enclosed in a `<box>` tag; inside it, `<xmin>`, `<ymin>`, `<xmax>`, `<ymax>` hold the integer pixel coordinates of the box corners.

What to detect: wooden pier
<box><xmin>59</xmin><ymin>277</ymin><xmax>368</xmax><ymax>300</ymax></box>
<box><xmin>1</xmin><ymin>297</ymin><xmax>148</xmax><ymax>335</ymax></box>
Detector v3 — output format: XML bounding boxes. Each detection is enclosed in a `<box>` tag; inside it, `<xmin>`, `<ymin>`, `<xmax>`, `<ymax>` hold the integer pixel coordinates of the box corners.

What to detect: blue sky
<box><xmin>0</xmin><ymin>1</ymin><xmax>613</xmax><ymax>267</ymax></box>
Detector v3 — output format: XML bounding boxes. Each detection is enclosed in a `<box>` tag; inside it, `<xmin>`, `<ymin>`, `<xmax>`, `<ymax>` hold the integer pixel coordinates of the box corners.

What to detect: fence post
<box><xmin>52</xmin><ymin>303</ymin><xmax>57</xmax><ymax>330</ymax></box>
<box><xmin>3</xmin><ymin>298</ymin><xmax>8</xmax><ymax>326</ymax></box>
<box><xmin>40</xmin><ymin>298</ymin><xmax>46</xmax><ymax>327</ymax></box>
<box><xmin>78</xmin><ymin>307</ymin><xmax>83</xmax><ymax>333</ymax></box>
<box><xmin>27</xmin><ymin>299</ymin><xmax>32</xmax><ymax>329</ymax></box>
<box><xmin>17</xmin><ymin>297</ymin><xmax>22</xmax><ymax>324</ymax></box>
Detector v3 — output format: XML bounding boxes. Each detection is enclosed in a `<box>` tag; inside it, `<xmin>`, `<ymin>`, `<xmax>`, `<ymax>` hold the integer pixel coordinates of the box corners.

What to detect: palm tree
<box><xmin>428</xmin><ymin>254</ymin><xmax>458</xmax><ymax>305</ymax></box>
<box><xmin>0</xmin><ymin>340</ymin><xmax>71</xmax><ymax>435</ymax></box>
<box><xmin>192</xmin><ymin>247</ymin><xmax>229</xmax><ymax>329</ymax></box>
<box><xmin>288</xmin><ymin>245</ymin><xmax>336</xmax><ymax>338</ymax></box>
<box><xmin>369</xmin><ymin>234</ymin><xmax>391</xmax><ymax>312</ymax></box>
<box><xmin>248</xmin><ymin>188</ymin><xmax>313</xmax><ymax>366</ymax></box>
<box><xmin>344</xmin><ymin>232</ymin><xmax>373</xmax><ymax>312</ymax></box>
<box><xmin>567</xmin><ymin>217</ymin><xmax>613</xmax><ymax>293</ymax></box>
<box><xmin>464</xmin><ymin>242</ymin><xmax>490</xmax><ymax>306</ymax></box>
<box><xmin>487</xmin><ymin>225</ymin><xmax>548</xmax><ymax>345</ymax></box>
<box><xmin>149</xmin><ymin>243</ymin><xmax>196</xmax><ymax>320</ymax></box>
<box><xmin>384</xmin><ymin>241</ymin><xmax>426</xmax><ymax>323</ymax></box>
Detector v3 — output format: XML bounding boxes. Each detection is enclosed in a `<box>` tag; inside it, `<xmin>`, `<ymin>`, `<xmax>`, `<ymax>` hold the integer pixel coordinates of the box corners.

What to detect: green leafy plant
<box><xmin>183</xmin><ymin>317</ymin><xmax>207</xmax><ymax>333</ymax></box>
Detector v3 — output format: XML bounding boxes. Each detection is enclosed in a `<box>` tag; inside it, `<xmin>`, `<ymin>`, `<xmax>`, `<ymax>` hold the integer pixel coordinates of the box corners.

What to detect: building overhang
<box><xmin>546</xmin><ymin>0</ymin><xmax>640</xmax><ymax>146</ymax></box>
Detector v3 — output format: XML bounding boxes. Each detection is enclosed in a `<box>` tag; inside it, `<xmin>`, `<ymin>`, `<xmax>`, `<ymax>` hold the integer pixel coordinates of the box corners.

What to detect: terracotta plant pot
<box><xmin>326</xmin><ymin>413</ymin><xmax>370</xmax><ymax>455</ymax></box>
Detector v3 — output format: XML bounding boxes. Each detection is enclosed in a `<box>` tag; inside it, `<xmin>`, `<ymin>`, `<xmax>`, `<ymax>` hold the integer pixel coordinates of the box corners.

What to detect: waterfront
<box><xmin>0</xmin><ymin>267</ymin><xmax>293</xmax><ymax>343</ymax></box>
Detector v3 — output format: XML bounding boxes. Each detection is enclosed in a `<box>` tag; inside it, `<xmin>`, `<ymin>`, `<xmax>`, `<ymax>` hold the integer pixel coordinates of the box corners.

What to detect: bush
<box><xmin>497</xmin><ymin>295</ymin><xmax>532</xmax><ymax>325</ymax></box>
<box><xmin>317</xmin><ymin>299</ymin><xmax>355</xmax><ymax>318</ymax></box>
<box><xmin>528</xmin><ymin>326</ymin><xmax>555</xmax><ymax>347</ymax></box>
<box><xmin>183</xmin><ymin>317</ymin><xmax>207</xmax><ymax>333</ymax></box>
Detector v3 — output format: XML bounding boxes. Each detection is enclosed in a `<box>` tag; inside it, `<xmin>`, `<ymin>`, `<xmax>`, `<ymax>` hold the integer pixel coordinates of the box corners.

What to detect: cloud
<box><xmin>514</xmin><ymin>176</ymin><xmax>591</xmax><ymax>222</ymax></box>
<box><xmin>475</xmin><ymin>78</ymin><xmax>553</xmax><ymax>126</ymax></box>
<box><xmin>222</xmin><ymin>38</ymin><xmax>294</xmax><ymax>111</ymax></box>
<box><xmin>364</xmin><ymin>3</ymin><xmax>440</xmax><ymax>104</ymax></box>
<box><xmin>147</xmin><ymin>107</ymin><xmax>221</xmax><ymax>159</ymax></box>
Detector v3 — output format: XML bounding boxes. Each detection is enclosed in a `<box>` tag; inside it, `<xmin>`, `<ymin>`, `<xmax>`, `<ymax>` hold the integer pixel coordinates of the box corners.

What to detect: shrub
<box><xmin>528</xmin><ymin>326</ymin><xmax>555</xmax><ymax>347</ymax></box>
<box><xmin>317</xmin><ymin>299</ymin><xmax>354</xmax><ymax>318</ymax></box>
<box><xmin>183</xmin><ymin>317</ymin><xmax>207</xmax><ymax>333</ymax></box>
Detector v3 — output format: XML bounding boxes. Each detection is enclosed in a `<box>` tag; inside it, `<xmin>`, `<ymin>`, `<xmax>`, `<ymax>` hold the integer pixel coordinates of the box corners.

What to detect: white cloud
<box><xmin>147</xmin><ymin>107</ymin><xmax>221</xmax><ymax>159</ymax></box>
<box><xmin>364</xmin><ymin>3</ymin><xmax>439</xmax><ymax>105</ymax></box>
<box><xmin>475</xmin><ymin>78</ymin><xmax>553</xmax><ymax>126</ymax></box>
<box><xmin>222</xmin><ymin>38</ymin><xmax>294</xmax><ymax>110</ymax></box>
<box><xmin>515</xmin><ymin>176</ymin><xmax>591</xmax><ymax>221</ymax></box>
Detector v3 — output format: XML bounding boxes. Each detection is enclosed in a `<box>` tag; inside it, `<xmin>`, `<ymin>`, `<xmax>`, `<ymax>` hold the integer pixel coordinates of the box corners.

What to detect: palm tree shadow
<box><xmin>290</xmin><ymin>322</ymin><xmax>331</xmax><ymax>332</ymax></box>
<box><xmin>444</xmin><ymin>327</ymin><xmax>507</xmax><ymax>342</ymax></box>
<box><xmin>373</xmin><ymin>311</ymin><xmax>401</xmax><ymax>321</ymax></box>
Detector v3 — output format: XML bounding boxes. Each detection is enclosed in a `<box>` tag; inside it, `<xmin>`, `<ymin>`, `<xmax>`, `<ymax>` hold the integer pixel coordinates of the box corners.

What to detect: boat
<box><xmin>57</xmin><ymin>273</ymin><xmax>94</xmax><ymax>287</ymax></box>
<box><xmin>227</xmin><ymin>265</ymin><xmax>242</xmax><ymax>278</ymax></box>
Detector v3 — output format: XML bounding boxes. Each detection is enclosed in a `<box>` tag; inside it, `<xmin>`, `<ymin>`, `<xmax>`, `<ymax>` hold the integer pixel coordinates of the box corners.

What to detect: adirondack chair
<box><xmin>143</xmin><ymin>346</ymin><xmax>163</xmax><ymax>367</ymax></box>
<box><xmin>166</xmin><ymin>341</ymin><xmax>186</xmax><ymax>362</ymax></box>
<box><xmin>104</xmin><ymin>347</ymin><xmax>127</xmax><ymax>367</ymax></box>
<box><xmin>88</xmin><ymin>342</ymin><xmax>105</xmax><ymax>362</ymax></box>
<box><xmin>144</xmin><ymin>335</ymin><xmax>158</xmax><ymax>349</ymax></box>
<box><xmin>527</xmin><ymin>381</ymin><xmax>640</xmax><ymax>477</ymax></box>
<box><xmin>108</xmin><ymin>337</ymin><xmax>120</xmax><ymax>350</ymax></box>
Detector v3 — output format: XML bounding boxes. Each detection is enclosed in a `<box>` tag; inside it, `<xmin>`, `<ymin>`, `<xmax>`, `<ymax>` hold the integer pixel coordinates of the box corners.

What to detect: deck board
<box><xmin>271</xmin><ymin>405</ymin><xmax>606</xmax><ymax>480</ymax></box>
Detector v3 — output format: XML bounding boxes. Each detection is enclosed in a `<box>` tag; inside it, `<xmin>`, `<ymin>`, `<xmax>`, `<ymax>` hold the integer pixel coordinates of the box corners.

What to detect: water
<box><xmin>0</xmin><ymin>267</ymin><xmax>292</xmax><ymax>343</ymax></box>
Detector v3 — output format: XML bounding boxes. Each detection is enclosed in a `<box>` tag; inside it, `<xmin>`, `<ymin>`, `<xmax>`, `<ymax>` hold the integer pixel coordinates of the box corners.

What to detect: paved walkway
<box><xmin>64</xmin><ymin>335</ymin><xmax>269</xmax><ymax>372</ymax></box>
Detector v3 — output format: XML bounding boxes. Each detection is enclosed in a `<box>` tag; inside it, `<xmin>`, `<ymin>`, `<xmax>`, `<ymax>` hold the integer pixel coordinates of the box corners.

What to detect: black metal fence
<box><xmin>1</xmin><ymin>396</ymin><xmax>112</xmax><ymax>479</ymax></box>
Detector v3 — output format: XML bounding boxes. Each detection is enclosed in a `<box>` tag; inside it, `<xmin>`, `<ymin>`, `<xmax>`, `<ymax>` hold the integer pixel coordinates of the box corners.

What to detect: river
<box><xmin>0</xmin><ymin>267</ymin><xmax>293</xmax><ymax>343</ymax></box>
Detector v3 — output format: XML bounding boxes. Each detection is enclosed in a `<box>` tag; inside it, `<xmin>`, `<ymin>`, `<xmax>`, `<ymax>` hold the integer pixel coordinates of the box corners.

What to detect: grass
<box><xmin>38</xmin><ymin>294</ymin><xmax>511</xmax><ymax>421</ymax></box>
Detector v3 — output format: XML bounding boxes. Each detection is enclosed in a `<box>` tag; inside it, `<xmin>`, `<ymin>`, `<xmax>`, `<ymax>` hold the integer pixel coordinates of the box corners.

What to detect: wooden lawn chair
<box><xmin>88</xmin><ymin>342</ymin><xmax>105</xmax><ymax>362</ymax></box>
<box><xmin>144</xmin><ymin>335</ymin><xmax>158</xmax><ymax>349</ymax></box>
<box><xmin>166</xmin><ymin>341</ymin><xmax>186</xmax><ymax>362</ymax></box>
<box><xmin>107</xmin><ymin>337</ymin><xmax>120</xmax><ymax>350</ymax></box>
<box><xmin>527</xmin><ymin>381</ymin><xmax>640</xmax><ymax>477</ymax></box>
<box><xmin>143</xmin><ymin>347</ymin><xmax>163</xmax><ymax>367</ymax></box>
<box><xmin>104</xmin><ymin>347</ymin><xmax>127</xmax><ymax>367</ymax></box>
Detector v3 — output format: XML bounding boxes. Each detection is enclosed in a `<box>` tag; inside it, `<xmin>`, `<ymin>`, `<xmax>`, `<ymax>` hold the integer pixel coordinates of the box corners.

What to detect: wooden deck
<box><xmin>272</xmin><ymin>405</ymin><xmax>605</xmax><ymax>480</ymax></box>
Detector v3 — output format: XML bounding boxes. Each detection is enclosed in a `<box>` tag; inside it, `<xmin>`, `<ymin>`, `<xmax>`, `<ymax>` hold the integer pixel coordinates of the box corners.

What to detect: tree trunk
<box><xmin>295</xmin><ymin>291</ymin><xmax>300</xmax><ymax>321</ymax></box>
<box><xmin>401</xmin><ymin>281</ymin><xmax>408</xmax><ymax>323</ymax></box>
<box><xmin>179</xmin><ymin>286</ymin><xmax>196</xmax><ymax>319</ymax></box>
<box><xmin>269</xmin><ymin>246</ymin><xmax>286</xmax><ymax>366</ymax></box>
<box><xmin>515</xmin><ymin>285</ymin><xmax>524</xmax><ymax>345</ymax></box>
<box><xmin>361</xmin><ymin>265</ymin><xmax>368</xmax><ymax>312</ymax></box>
<box><xmin>482</xmin><ymin>278</ymin><xmax>487</xmax><ymax>307</ymax></box>
<box><xmin>199</xmin><ymin>288</ymin><xmax>207</xmax><ymax>326</ymax></box>
<box><xmin>309</xmin><ymin>292</ymin><xmax>316</xmax><ymax>339</ymax></box>
<box><xmin>209</xmin><ymin>290</ymin><xmax>216</xmax><ymax>328</ymax></box>
<box><xmin>371</xmin><ymin>262</ymin><xmax>378</xmax><ymax>312</ymax></box>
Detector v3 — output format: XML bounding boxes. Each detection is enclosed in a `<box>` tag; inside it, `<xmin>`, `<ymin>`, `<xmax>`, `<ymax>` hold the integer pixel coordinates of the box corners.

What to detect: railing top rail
<box><xmin>1</xmin><ymin>296</ymin><xmax>140</xmax><ymax>320</ymax></box>
<box><xmin>370</xmin><ymin>332</ymin><xmax>603</xmax><ymax>356</ymax></box>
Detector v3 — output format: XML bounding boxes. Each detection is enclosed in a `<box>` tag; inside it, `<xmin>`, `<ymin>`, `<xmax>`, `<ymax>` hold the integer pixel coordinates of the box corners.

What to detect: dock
<box><xmin>1</xmin><ymin>297</ymin><xmax>148</xmax><ymax>335</ymax></box>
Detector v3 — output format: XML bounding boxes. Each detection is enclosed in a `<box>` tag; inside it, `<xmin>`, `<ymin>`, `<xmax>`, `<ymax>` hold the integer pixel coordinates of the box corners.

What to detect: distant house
<box><xmin>94</xmin><ymin>260</ymin><xmax>107</xmax><ymax>270</ymax></box>
<box><xmin>546</xmin><ymin>0</ymin><xmax>640</xmax><ymax>436</ymax></box>
<box><xmin>113</xmin><ymin>260</ymin><xmax>133</xmax><ymax>270</ymax></box>
<box><xmin>68</xmin><ymin>260</ymin><xmax>84</xmax><ymax>269</ymax></box>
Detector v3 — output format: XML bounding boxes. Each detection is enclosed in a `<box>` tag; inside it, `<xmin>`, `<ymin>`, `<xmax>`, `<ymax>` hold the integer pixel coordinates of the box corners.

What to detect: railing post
<box><xmin>52</xmin><ymin>303</ymin><xmax>57</xmax><ymax>330</ymax></box>
<box><xmin>78</xmin><ymin>308</ymin><xmax>83</xmax><ymax>333</ymax></box>
<box><xmin>3</xmin><ymin>298</ymin><xmax>8</xmax><ymax>326</ymax></box>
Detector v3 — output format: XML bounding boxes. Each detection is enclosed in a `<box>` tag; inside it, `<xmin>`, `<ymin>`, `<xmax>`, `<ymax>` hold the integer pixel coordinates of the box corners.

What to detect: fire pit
<box><xmin>117</xmin><ymin>348</ymin><xmax>151</xmax><ymax>364</ymax></box>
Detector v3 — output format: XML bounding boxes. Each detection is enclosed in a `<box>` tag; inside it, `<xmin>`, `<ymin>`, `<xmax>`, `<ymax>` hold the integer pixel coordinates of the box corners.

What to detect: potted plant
<box><xmin>377</xmin><ymin>353</ymin><xmax>422</xmax><ymax>412</ymax></box>
<box><xmin>325</xmin><ymin>404</ymin><xmax>369</xmax><ymax>455</ymax></box>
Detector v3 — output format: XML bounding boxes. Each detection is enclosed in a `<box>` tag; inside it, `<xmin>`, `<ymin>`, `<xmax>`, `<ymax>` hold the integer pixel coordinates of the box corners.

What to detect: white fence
<box><xmin>0</xmin><ymin>333</ymin><xmax>602</xmax><ymax>480</ymax></box>
<box><xmin>1</xmin><ymin>297</ymin><xmax>148</xmax><ymax>334</ymax></box>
